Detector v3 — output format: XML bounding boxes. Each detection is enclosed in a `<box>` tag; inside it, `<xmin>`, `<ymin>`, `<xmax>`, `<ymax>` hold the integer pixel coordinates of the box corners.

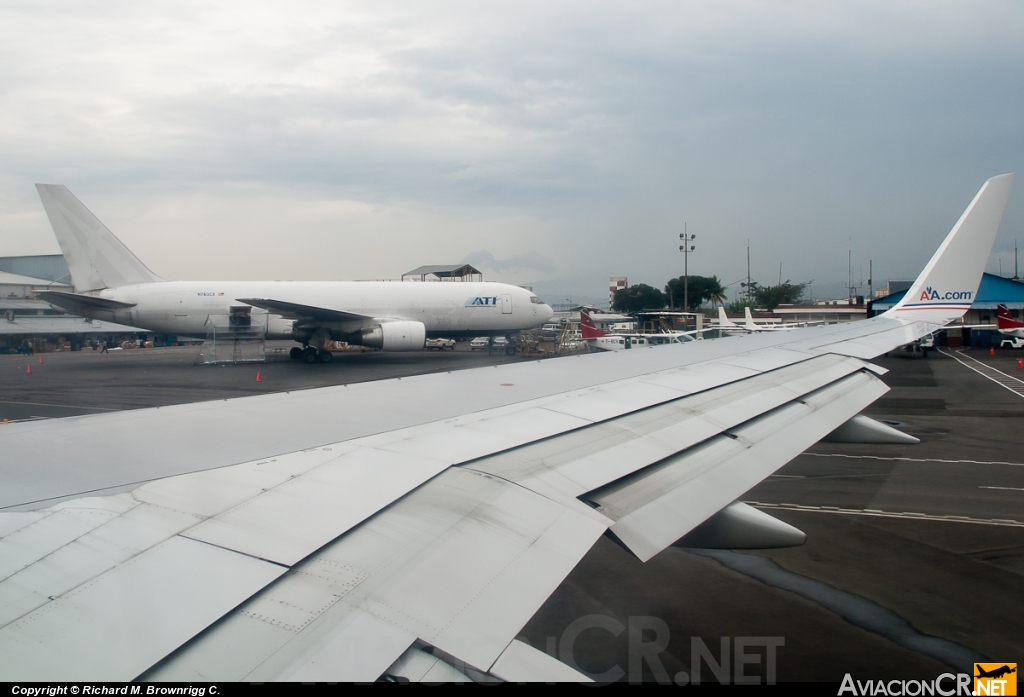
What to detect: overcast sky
<box><xmin>1</xmin><ymin>1</ymin><xmax>1022</xmax><ymax>303</ymax></box>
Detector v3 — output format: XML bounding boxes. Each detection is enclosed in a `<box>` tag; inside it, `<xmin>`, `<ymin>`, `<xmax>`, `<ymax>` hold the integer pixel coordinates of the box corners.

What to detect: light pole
<box><xmin>679</xmin><ymin>223</ymin><xmax>696</xmax><ymax>314</ymax></box>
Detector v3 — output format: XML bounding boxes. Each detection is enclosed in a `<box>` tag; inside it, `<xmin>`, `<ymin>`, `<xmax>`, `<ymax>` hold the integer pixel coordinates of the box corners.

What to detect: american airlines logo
<box><xmin>919</xmin><ymin>286</ymin><xmax>972</xmax><ymax>302</ymax></box>
<box><xmin>466</xmin><ymin>296</ymin><xmax>499</xmax><ymax>307</ymax></box>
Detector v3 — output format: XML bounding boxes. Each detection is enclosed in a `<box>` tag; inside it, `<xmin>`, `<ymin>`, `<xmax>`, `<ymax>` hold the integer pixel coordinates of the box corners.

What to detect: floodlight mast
<box><xmin>679</xmin><ymin>222</ymin><xmax>696</xmax><ymax>314</ymax></box>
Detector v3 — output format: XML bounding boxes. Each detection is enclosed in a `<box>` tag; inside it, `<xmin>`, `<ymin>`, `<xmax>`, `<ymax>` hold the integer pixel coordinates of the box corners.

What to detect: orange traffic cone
<box><xmin>26</xmin><ymin>365</ymin><xmax>32</xmax><ymax>374</ymax></box>
<box><xmin>990</xmin><ymin>346</ymin><xmax>995</xmax><ymax>356</ymax></box>
<box><xmin>38</xmin><ymin>357</ymin><xmax>43</xmax><ymax>364</ymax></box>
<box><xmin>256</xmin><ymin>371</ymin><xmax>262</xmax><ymax>383</ymax></box>
<box><xmin>1018</xmin><ymin>358</ymin><xmax>1022</xmax><ymax>369</ymax></box>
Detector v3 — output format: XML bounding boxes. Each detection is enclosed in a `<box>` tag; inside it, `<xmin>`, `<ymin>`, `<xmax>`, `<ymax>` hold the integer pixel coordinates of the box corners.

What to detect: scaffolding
<box><xmin>195</xmin><ymin>308</ymin><xmax>268</xmax><ymax>365</ymax></box>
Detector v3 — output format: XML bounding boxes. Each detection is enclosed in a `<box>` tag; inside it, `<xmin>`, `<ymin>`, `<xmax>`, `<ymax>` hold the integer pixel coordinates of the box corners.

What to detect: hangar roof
<box><xmin>0</xmin><ymin>270</ymin><xmax>70</xmax><ymax>287</ymax></box>
<box><xmin>402</xmin><ymin>264</ymin><xmax>482</xmax><ymax>280</ymax></box>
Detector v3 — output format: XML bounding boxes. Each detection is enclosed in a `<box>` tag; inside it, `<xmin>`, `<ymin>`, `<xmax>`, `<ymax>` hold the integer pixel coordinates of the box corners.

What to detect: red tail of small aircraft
<box><xmin>997</xmin><ymin>304</ymin><xmax>1024</xmax><ymax>329</ymax></box>
<box><xmin>580</xmin><ymin>310</ymin><xmax>608</xmax><ymax>338</ymax></box>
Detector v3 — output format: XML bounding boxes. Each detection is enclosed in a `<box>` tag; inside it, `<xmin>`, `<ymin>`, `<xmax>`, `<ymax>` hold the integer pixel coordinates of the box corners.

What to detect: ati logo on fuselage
<box><xmin>975</xmin><ymin>664</ymin><xmax>1017</xmax><ymax>696</ymax></box>
<box><xmin>919</xmin><ymin>286</ymin><xmax>973</xmax><ymax>302</ymax></box>
<box><xmin>466</xmin><ymin>297</ymin><xmax>499</xmax><ymax>307</ymax></box>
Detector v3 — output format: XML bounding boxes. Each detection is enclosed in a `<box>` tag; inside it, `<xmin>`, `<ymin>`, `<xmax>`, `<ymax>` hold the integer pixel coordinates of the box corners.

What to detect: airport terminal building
<box><xmin>0</xmin><ymin>254</ymin><xmax>145</xmax><ymax>352</ymax></box>
<box><xmin>870</xmin><ymin>272</ymin><xmax>1024</xmax><ymax>347</ymax></box>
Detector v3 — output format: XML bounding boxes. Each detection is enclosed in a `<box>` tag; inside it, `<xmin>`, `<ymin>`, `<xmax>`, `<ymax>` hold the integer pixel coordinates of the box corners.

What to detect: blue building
<box><xmin>870</xmin><ymin>272</ymin><xmax>1024</xmax><ymax>347</ymax></box>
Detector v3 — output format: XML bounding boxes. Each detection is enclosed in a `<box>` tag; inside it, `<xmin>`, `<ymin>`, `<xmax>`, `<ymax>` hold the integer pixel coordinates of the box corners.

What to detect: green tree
<box><xmin>611</xmin><ymin>284</ymin><xmax>667</xmax><ymax>313</ymax></box>
<box><xmin>665</xmin><ymin>275</ymin><xmax>728</xmax><ymax>311</ymax></box>
<box><xmin>753</xmin><ymin>281</ymin><xmax>807</xmax><ymax>310</ymax></box>
<box><xmin>726</xmin><ymin>298</ymin><xmax>752</xmax><ymax>314</ymax></box>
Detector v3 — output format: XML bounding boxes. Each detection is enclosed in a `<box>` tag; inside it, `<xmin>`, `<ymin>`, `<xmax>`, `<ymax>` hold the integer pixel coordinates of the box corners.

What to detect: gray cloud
<box><xmin>463</xmin><ymin>249</ymin><xmax>556</xmax><ymax>275</ymax></box>
<box><xmin>0</xmin><ymin>2</ymin><xmax>1022</xmax><ymax>298</ymax></box>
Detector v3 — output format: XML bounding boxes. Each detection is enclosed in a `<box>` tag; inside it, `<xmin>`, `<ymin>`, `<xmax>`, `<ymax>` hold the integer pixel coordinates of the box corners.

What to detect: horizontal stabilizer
<box><xmin>36</xmin><ymin>291</ymin><xmax>136</xmax><ymax>314</ymax></box>
<box><xmin>822</xmin><ymin>414</ymin><xmax>919</xmax><ymax>444</ymax></box>
<box><xmin>675</xmin><ymin>502</ymin><xmax>806</xmax><ymax>550</ymax></box>
<box><xmin>237</xmin><ymin>298</ymin><xmax>370</xmax><ymax>324</ymax></box>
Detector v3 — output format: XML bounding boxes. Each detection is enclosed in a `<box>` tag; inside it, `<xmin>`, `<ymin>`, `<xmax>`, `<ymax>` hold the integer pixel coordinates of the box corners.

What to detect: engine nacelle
<box><xmin>360</xmin><ymin>321</ymin><xmax>426</xmax><ymax>351</ymax></box>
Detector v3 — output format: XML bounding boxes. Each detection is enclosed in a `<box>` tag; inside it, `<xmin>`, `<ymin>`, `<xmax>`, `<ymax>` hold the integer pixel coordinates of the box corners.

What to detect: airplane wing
<box><xmin>35</xmin><ymin>290</ymin><xmax>137</xmax><ymax>314</ymax></box>
<box><xmin>0</xmin><ymin>175</ymin><xmax>1013</xmax><ymax>682</ymax></box>
<box><xmin>236</xmin><ymin>297</ymin><xmax>372</xmax><ymax>324</ymax></box>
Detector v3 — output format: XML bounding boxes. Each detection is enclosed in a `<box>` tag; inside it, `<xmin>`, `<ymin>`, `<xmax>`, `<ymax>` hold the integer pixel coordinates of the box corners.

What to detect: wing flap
<box><xmin>0</xmin><ymin>503</ymin><xmax>201</xmax><ymax>628</ymax></box>
<box><xmin>589</xmin><ymin>371</ymin><xmax>888</xmax><ymax>561</ymax></box>
<box><xmin>0</xmin><ymin>536</ymin><xmax>286</xmax><ymax>681</ymax></box>
<box><xmin>0</xmin><ymin>495</ymin><xmax>137</xmax><ymax>581</ymax></box>
<box><xmin>146</xmin><ymin>468</ymin><xmax>606</xmax><ymax>680</ymax></box>
<box><xmin>467</xmin><ymin>354</ymin><xmax>865</xmax><ymax>498</ymax></box>
<box><xmin>181</xmin><ymin>448</ymin><xmax>451</xmax><ymax>566</ymax></box>
<box><xmin>490</xmin><ymin>639</ymin><xmax>592</xmax><ymax>683</ymax></box>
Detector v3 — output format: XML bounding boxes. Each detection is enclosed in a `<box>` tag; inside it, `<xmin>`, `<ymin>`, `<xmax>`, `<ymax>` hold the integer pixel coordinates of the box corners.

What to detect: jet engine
<box><xmin>359</xmin><ymin>321</ymin><xmax>426</xmax><ymax>351</ymax></box>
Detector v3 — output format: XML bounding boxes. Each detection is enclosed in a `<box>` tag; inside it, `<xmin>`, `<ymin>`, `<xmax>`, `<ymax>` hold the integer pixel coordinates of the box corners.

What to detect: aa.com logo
<box><xmin>975</xmin><ymin>663</ymin><xmax>1017</xmax><ymax>696</ymax></box>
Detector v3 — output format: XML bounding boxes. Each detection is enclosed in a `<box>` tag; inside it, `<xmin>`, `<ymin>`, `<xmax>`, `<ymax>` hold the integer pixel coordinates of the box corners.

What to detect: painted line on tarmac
<box><xmin>0</xmin><ymin>399</ymin><xmax>120</xmax><ymax>411</ymax></box>
<box><xmin>745</xmin><ymin>501</ymin><xmax>1024</xmax><ymax>528</ymax></box>
<box><xmin>939</xmin><ymin>348</ymin><xmax>1024</xmax><ymax>398</ymax></box>
<box><xmin>978</xmin><ymin>486</ymin><xmax>1024</xmax><ymax>492</ymax></box>
<box><xmin>0</xmin><ymin>416</ymin><xmax>49</xmax><ymax>424</ymax></box>
<box><xmin>802</xmin><ymin>452</ymin><xmax>1024</xmax><ymax>467</ymax></box>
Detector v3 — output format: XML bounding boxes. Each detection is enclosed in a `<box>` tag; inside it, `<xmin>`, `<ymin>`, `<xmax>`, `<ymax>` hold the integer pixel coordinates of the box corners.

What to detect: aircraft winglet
<box><xmin>887</xmin><ymin>174</ymin><xmax>1014</xmax><ymax>323</ymax></box>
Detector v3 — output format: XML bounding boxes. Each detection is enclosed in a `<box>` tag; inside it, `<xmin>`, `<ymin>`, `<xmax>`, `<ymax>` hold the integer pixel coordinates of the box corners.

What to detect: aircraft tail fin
<box><xmin>997</xmin><ymin>304</ymin><xmax>1024</xmax><ymax>330</ymax></box>
<box><xmin>886</xmin><ymin>174</ymin><xmax>1014</xmax><ymax>323</ymax></box>
<box><xmin>743</xmin><ymin>306</ymin><xmax>758</xmax><ymax>329</ymax></box>
<box><xmin>580</xmin><ymin>310</ymin><xmax>608</xmax><ymax>338</ymax></box>
<box><xmin>717</xmin><ymin>307</ymin><xmax>738</xmax><ymax>327</ymax></box>
<box><xmin>35</xmin><ymin>184</ymin><xmax>163</xmax><ymax>292</ymax></box>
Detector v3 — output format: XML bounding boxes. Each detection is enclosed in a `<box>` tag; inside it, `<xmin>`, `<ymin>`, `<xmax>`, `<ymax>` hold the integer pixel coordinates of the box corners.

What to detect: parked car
<box><xmin>1000</xmin><ymin>337</ymin><xmax>1024</xmax><ymax>348</ymax></box>
<box><xmin>469</xmin><ymin>337</ymin><xmax>490</xmax><ymax>351</ymax></box>
<box><xmin>425</xmin><ymin>337</ymin><xmax>456</xmax><ymax>350</ymax></box>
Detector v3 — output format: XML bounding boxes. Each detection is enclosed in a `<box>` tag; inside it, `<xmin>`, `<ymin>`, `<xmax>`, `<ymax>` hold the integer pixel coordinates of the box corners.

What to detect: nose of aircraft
<box><xmin>541</xmin><ymin>303</ymin><xmax>554</xmax><ymax>322</ymax></box>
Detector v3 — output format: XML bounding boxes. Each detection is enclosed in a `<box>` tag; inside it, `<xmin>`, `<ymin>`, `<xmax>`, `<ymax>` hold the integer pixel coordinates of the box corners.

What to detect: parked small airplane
<box><xmin>34</xmin><ymin>185</ymin><xmax>553</xmax><ymax>362</ymax></box>
<box><xmin>716</xmin><ymin>306</ymin><xmax>817</xmax><ymax>333</ymax></box>
<box><xmin>580</xmin><ymin>310</ymin><xmax>705</xmax><ymax>351</ymax></box>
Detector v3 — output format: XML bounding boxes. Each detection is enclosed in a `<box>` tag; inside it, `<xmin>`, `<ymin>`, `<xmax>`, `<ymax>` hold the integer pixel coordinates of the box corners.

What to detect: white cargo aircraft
<box><xmin>0</xmin><ymin>175</ymin><xmax>1013</xmax><ymax>682</ymax></box>
<box><xmin>33</xmin><ymin>185</ymin><xmax>553</xmax><ymax>362</ymax></box>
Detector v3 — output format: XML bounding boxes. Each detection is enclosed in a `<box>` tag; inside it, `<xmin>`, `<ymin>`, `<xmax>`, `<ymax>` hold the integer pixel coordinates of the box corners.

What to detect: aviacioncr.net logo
<box><xmin>919</xmin><ymin>286</ymin><xmax>973</xmax><ymax>302</ymax></box>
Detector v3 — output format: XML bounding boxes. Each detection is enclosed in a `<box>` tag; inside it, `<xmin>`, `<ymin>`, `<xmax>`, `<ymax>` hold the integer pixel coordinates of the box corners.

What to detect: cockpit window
<box><xmin>530</xmin><ymin>295</ymin><xmax>543</xmax><ymax>304</ymax></box>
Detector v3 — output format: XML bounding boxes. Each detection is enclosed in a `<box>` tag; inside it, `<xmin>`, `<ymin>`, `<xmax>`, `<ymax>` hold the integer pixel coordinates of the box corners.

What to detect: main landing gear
<box><xmin>290</xmin><ymin>346</ymin><xmax>333</xmax><ymax>363</ymax></box>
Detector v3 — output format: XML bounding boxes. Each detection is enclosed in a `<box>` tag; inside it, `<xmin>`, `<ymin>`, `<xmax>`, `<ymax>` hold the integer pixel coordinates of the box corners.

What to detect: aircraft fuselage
<box><xmin>79</xmin><ymin>281</ymin><xmax>552</xmax><ymax>341</ymax></box>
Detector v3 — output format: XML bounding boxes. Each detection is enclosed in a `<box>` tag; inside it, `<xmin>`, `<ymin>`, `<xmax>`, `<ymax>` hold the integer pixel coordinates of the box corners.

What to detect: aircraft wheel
<box><xmin>303</xmin><ymin>347</ymin><xmax>318</xmax><ymax>363</ymax></box>
<box><xmin>290</xmin><ymin>347</ymin><xmax>303</xmax><ymax>360</ymax></box>
<box><xmin>319</xmin><ymin>350</ymin><xmax>333</xmax><ymax>364</ymax></box>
